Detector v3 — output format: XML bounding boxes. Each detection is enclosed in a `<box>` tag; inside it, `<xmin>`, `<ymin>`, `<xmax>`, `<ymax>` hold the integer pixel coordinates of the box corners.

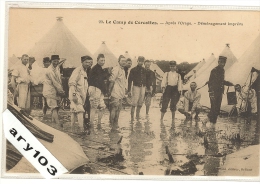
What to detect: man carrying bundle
<box><xmin>208</xmin><ymin>56</ymin><xmax>234</xmax><ymax>124</ymax></box>
<box><xmin>69</xmin><ymin>55</ymin><xmax>92</xmax><ymax>134</ymax></box>
<box><xmin>11</xmin><ymin>54</ymin><xmax>31</xmax><ymax>114</ymax></box>
<box><xmin>234</xmin><ymin>84</ymin><xmax>257</xmax><ymax>117</ymax></box>
<box><xmin>178</xmin><ymin>82</ymin><xmax>201</xmax><ymax>120</ymax></box>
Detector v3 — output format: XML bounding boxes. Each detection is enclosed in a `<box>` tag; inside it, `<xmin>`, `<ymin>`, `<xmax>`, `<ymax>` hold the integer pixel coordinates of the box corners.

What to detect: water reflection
<box><xmin>30</xmin><ymin>107</ymin><xmax>259</xmax><ymax>176</ymax></box>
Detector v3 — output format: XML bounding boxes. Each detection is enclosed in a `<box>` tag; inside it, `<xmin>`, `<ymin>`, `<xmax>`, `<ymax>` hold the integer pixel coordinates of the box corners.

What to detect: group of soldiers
<box><xmin>9</xmin><ymin>53</ymin><xmax>258</xmax><ymax>135</ymax></box>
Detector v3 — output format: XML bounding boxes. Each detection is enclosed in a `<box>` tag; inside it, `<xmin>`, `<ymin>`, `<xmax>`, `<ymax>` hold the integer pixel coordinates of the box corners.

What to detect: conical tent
<box><xmin>183</xmin><ymin>44</ymin><xmax>238</xmax><ymax>111</ymax></box>
<box><xmin>28</xmin><ymin>17</ymin><xmax>92</xmax><ymax>68</ymax></box>
<box><xmin>93</xmin><ymin>41</ymin><xmax>118</xmax><ymax>68</ymax></box>
<box><xmin>195</xmin><ymin>53</ymin><xmax>216</xmax><ymax>78</ymax></box>
<box><xmin>124</xmin><ymin>51</ymin><xmax>132</xmax><ymax>60</ymax></box>
<box><xmin>221</xmin><ymin>34</ymin><xmax>260</xmax><ymax>112</ymax></box>
<box><xmin>185</xmin><ymin>59</ymin><xmax>206</xmax><ymax>80</ymax></box>
<box><xmin>8</xmin><ymin>54</ymin><xmax>20</xmax><ymax>70</ymax></box>
<box><xmin>150</xmin><ymin>63</ymin><xmax>164</xmax><ymax>78</ymax></box>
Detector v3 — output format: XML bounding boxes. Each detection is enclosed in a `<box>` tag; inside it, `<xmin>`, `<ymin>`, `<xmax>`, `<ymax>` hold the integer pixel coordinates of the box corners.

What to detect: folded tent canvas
<box><xmin>7</xmin><ymin>103</ymin><xmax>89</xmax><ymax>174</ymax></box>
<box><xmin>28</xmin><ymin>17</ymin><xmax>92</xmax><ymax>69</ymax></box>
<box><xmin>93</xmin><ymin>41</ymin><xmax>118</xmax><ymax>68</ymax></box>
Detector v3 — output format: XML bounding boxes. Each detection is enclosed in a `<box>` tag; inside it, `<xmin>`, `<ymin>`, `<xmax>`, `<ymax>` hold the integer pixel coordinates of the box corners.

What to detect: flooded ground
<box><xmin>31</xmin><ymin>97</ymin><xmax>259</xmax><ymax>176</ymax></box>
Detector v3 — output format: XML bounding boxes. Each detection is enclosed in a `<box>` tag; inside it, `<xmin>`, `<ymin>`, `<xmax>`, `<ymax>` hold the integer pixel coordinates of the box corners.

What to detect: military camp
<box><xmin>5</xmin><ymin>9</ymin><xmax>260</xmax><ymax>177</ymax></box>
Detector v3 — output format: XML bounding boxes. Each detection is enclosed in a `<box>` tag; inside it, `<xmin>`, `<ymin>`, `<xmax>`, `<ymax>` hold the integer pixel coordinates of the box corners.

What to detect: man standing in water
<box><xmin>160</xmin><ymin>61</ymin><xmax>182</xmax><ymax>123</ymax></box>
<box><xmin>108</xmin><ymin>55</ymin><xmax>127</xmax><ymax>131</ymax></box>
<box><xmin>43</xmin><ymin>55</ymin><xmax>65</xmax><ymax>127</ymax></box>
<box><xmin>88</xmin><ymin>54</ymin><xmax>111</xmax><ymax>127</ymax></box>
<box><xmin>69</xmin><ymin>55</ymin><xmax>91</xmax><ymax>134</ymax></box>
<box><xmin>144</xmin><ymin>60</ymin><xmax>156</xmax><ymax>115</ymax></box>
<box><xmin>208</xmin><ymin>56</ymin><xmax>234</xmax><ymax>124</ymax></box>
<box><xmin>41</xmin><ymin>57</ymin><xmax>51</xmax><ymax>116</ymax></box>
<box><xmin>11</xmin><ymin>54</ymin><xmax>31</xmax><ymax>114</ymax></box>
<box><xmin>128</xmin><ymin>56</ymin><xmax>147</xmax><ymax>120</ymax></box>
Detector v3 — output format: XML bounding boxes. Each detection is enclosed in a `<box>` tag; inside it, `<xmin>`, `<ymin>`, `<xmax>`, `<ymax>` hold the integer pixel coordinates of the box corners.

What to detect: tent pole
<box><xmin>244</xmin><ymin>71</ymin><xmax>253</xmax><ymax>113</ymax></box>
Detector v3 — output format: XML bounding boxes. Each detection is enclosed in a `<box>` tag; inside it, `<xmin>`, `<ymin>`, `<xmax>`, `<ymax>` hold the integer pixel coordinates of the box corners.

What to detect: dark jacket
<box><xmin>88</xmin><ymin>64</ymin><xmax>110</xmax><ymax>94</ymax></box>
<box><xmin>128</xmin><ymin>65</ymin><xmax>148</xmax><ymax>92</ymax></box>
<box><xmin>146</xmin><ymin>69</ymin><xmax>156</xmax><ymax>94</ymax></box>
<box><xmin>208</xmin><ymin>65</ymin><xmax>233</xmax><ymax>93</ymax></box>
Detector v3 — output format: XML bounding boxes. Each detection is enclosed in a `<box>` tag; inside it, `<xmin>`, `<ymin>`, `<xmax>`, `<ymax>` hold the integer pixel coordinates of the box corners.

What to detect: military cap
<box><xmin>81</xmin><ymin>55</ymin><xmax>92</xmax><ymax>62</ymax></box>
<box><xmin>51</xmin><ymin>55</ymin><xmax>60</xmax><ymax>60</ymax></box>
<box><xmin>218</xmin><ymin>56</ymin><xmax>227</xmax><ymax>62</ymax></box>
<box><xmin>169</xmin><ymin>61</ymin><xmax>177</xmax><ymax>66</ymax></box>
<box><xmin>43</xmin><ymin>57</ymin><xmax>50</xmax><ymax>63</ymax></box>
<box><xmin>137</xmin><ymin>56</ymin><xmax>145</xmax><ymax>62</ymax></box>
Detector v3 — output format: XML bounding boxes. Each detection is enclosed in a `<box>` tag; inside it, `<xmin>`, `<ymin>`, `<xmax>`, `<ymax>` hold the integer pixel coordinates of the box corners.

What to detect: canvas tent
<box><xmin>124</xmin><ymin>51</ymin><xmax>132</xmax><ymax>60</ymax></box>
<box><xmin>195</xmin><ymin>53</ymin><xmax>217</xmax><ymax>78</ymax></box>
<box><xmin>185</xmin><ymin>59</ymin><xmax>206</xmax><ymax>80</ymax></box>
<box><xmin>7</xmin><ymin>103</ymin><xmax>89</xmax><ymax>174</ymax></box>
<box><xmin>183</xmin><ymin>44</ymin><xmax>238</xmax><ymax>111</ymax></box>
<box><xmin>221</xmin><ymin>34</ymin><xmax>260</xmax><ymax>112</ymax></box>
<box><xmin>8</xmin><ymin>54</ymin><xmax>20</xmax><ymax>71</ymax></box>
<box><xmin>93</xmin><ymin>41</ymin><xmax>118</xmax><ymax>68</ymax></box>
<box><xmin>28</xmin><ymin>17</ymin><xmax>92</xmax><ymax>68</ymax></box>
<box><xmin>150</xmin><ymin>63</ymin><xmax>164</xmax><ymax>78</ymax></box>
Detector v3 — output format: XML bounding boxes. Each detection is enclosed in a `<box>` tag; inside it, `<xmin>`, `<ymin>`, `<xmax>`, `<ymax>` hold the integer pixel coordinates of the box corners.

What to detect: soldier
<box><xmin>11</xmin><ymin>54</ymin><xmax>31</xmax><ymax>114</ymax></box>
<box><xmin>208</xmin><ymin>56</ymin><xmax>234</xmax><ymax>123</ymax></box>
<box><xmin>69</xmin><ymin>55</ymin><xmax>91</xmax><ymax>134</ymax></box>
<box><xmin>43</xmin><ymin>55</ymin><xmax>65</xmax><ymax>126</ymax></box>
<box><xmin>160</xmin><ymin>61</ymin><xmax>182</xmax><ymax>123</ymax></box>
<box><xmin>144</xmin><ymin>60</ymin><xmax>156</xmax><ymax>115</ymax></box>
<box><xmin>128</xmin><ymin>56</ymin><xmax>148</xmax><ymax>120</ymax></box>
<box><xmin>178</xmin><ymin>82</ymin><xmax>201</xmax><ymax>120</ymax></box>
<box><xmin>108</xmin><ymin>55</ymin><xmax>127</xmax><ymax>131</ymax></box>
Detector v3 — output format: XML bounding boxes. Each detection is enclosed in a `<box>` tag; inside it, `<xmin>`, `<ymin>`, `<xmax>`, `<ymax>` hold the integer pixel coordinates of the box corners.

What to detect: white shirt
<box><xmin>12</xmin><ymin>62</ymin><xmax>31</xmax><ymax>84</ymax></box>
<box><xmin>161</xmin><ymin>71</ymin><xmax>182</xmax><ymax>90</ymax></box>
<box><xmin>109</xmin><ymin>65</ymin><xmax>127</xmax><ymax>99</ymax></box>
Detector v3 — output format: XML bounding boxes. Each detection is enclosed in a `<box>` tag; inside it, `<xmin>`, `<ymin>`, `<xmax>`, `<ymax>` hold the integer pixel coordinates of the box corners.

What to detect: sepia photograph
<box><xmin>2</xmin><ymin>4</ymin><xmax>260</xmax><ymax>179</ymax></box>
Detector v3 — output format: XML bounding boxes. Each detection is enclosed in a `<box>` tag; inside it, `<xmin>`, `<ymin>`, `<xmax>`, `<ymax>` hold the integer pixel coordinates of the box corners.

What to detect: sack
<box><xmin>227</xmin><ymin>86</ymin><xmax>237</xmax><ymax>105</ymax></box>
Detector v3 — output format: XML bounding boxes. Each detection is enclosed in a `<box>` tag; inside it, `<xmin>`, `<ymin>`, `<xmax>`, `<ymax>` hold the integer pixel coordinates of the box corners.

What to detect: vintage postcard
<box><xmin>1</xmin><ymin>2</ymin><xmax>260</xmax><ymax>181</ymax></box>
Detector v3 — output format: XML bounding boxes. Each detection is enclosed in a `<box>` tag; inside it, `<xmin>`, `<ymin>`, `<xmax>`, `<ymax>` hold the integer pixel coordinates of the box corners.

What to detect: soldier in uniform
<box><xmin>208</xmin><ymin>56</ymin><xmax>234</xmax><ymax>123</ymax></box>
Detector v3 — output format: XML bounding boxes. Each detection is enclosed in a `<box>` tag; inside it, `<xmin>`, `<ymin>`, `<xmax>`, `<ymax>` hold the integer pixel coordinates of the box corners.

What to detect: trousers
<box><xmin>208</xmin><ymin>91</ymin><xmax>223</xmax><ymax>123</ymax></box>
<box><xmin>160</xmin><ymin>86</ymin><xmax>180</xmax><ymax>113</ymax></box>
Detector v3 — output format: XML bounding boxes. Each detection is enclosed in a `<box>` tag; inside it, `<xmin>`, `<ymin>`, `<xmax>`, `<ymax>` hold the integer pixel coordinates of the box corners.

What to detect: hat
<box><xmin>43</xmin><ymin>57</ymin><xmax>50</xmax><ymax>63</ymax></box>
<box><xmin>169</xmin><ymin>61</ymin><xmax>177</xmax><ymax>66</ymax></box>
<box><xmin>29</xmin><ymin>57</ymin><xmax>35</xmax><ymax>61</ymax></box>
<box><xmin>51</xmin><ymin>55</ymin><xmax>60</xmax><ymax>60</ymax></box>
<box><xmin>218</xmin><ymin>56</ymin><xmax>227</xmax><ymax>62</ymax></box>
<box><xmin>81</xmin><ymin>55</ymin><xmax>93</xmax><ymax>62</ymax></box>
<box><xmin>137</xmin><ymin>56</ymin><xmax>145</xmax><ymax>62</ymax></box>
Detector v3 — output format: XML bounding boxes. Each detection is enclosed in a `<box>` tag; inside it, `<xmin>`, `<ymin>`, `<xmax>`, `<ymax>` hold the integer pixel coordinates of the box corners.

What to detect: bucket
<box><xmin>227</xmin><ymin>86</ymin><xmax>237</xmax><ymax>105</ymax></box>
<box><xmin>30</xmin><ymin>84</ymin><xmax>43</xmax><ymax>97</ymax></box>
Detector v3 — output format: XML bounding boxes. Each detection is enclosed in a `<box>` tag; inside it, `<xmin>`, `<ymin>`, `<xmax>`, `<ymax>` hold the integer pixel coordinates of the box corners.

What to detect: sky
<box><xmin>8</xmin><ymin>9</ymin><xmax>260</xmax><ymax>63</ymax></box>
